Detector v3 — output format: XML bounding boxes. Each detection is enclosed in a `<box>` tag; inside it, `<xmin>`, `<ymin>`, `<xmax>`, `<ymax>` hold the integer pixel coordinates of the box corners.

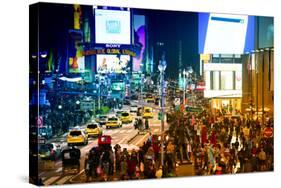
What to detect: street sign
<box><xmin>36</xmin><ymin>116</ymin><xmax>43</xmax><ymax>128</ymax></box>
<box><xmin>263</xmin><ymin>127</ymin><xmax>273</xmax><ymax>138</ymax></box>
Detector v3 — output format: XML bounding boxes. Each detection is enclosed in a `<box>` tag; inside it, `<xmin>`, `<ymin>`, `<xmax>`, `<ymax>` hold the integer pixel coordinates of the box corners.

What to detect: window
<box><xmin>221</xmin><ymin>71</ymin><xmax>233</xmax><ymax>90</ymax></box>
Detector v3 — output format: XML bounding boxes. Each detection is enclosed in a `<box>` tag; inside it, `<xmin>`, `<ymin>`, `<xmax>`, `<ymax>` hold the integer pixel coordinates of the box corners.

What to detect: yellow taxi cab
<box><xmin>120</xmin><ymin>112</ymin><xmax>133</xmax><ymax>123</ymax></box>
<box><xmin>145</xmin><ymin>96</ymin><xmax>154</xmax><ymax>103</ymax></box>
<box><xmin>85</xmin><ymin>123</ymin><xmax>103</xmax><ymax>137</ymax></box>
<box><xmin>67</xmin><ymin>129</ymin><xmax>88</xmax><ymax>146</ymax></box>
<box><xmin>142</xmin><ymin>107</ymin><xmax>153</xmax><ymax>119</ymax></box>
<box><xmin>106</xmin><ymin>117</ymin><xmax>122</xmax><ymax>129</ymax></box>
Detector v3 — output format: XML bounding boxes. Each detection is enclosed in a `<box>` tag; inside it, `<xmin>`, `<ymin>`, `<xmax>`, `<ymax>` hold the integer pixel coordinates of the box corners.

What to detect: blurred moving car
<box><xmin>85</xmin><ymin>123</ymin><xmax>103</xmax><ymax>137</ymax></box>
<box><xmin>145</xmin><ymin>95</ymin><xmax>155</xmax><ymax>103</ymax></box>
<box><xmin>130</xmin><ymin>105</ymin><xmax>138</xmax><ymax>113</ymax></box>
<box><xmin>61</xmin><ymin>146</ymin><xmax>81</xmax><ymax>174</ymax></box>
<box><xmin>95</xmin><ymin>115</ymin><xmax>108</xmax><ymax>126</ymax></box>
<box><xmin>67</xmin><ymin>129</ymin><xmax>88</xmax><ymax>146</ymax></box>
<box><xmin>106</xmin><ymin>117</ymin><xmax>122</xmax><ymax>129</ymax></box>
<box><xmin>120</xmin><ymin>112</ymin><xmax>133</xmax><ymax>123</ymax></box>
<box><xmin>115</xmin><ymin>110</ymin><xmax>124</xmax><ymax>118</ymax></box>
<box><xmin>142</xmin><ymin>107</ymin><xmax>153</xmax><ymax>119</ymax></box>
<box><xmin>123</xmin><ymin>99</ymin><xmax>131</xmax><ymax>106</ymax></box>
<box><xmin>39</xmin><ymin>143</ymin><xmax>61</xmax><ymax>161</ymax></box>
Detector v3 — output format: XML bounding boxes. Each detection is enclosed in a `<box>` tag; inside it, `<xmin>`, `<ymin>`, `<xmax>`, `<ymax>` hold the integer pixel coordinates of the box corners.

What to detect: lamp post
<box><xmin>183</xmin><ymin>69</ymin><xmax>186</xmax><ymax>107</ymax></box>
<box><xmin>141</xmin><ymin>74</ymin><xmax>145</xmax><ymax>106</ymax></box>
<box><xmin>187</xmin><ymin>67</ymin><xmax>193</xmax><ymax>106</ymax></box>
<box><xmin>158</xmin><ymin>56</ymin><xmax>167</xmax><ymax>167</ymax></box>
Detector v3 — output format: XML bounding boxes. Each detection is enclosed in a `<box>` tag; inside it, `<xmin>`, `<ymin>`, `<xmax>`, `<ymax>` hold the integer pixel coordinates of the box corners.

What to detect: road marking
<box><xmin>55</xmin><ymin>175</ymin><xmax>73</xmax><ymax>185</ymax></box>
<box><xmin>105</xmin><ymin>130</ymin><xmax>112</xmax><ymax>134</ymax></box>
<box><xmin>135</xmin><ymin>132</ymin><xmax>150</xmax><ymax>146</ymax></box>
<box><xmin>117</xmin><ymin>134</ymin><xmax>131</xmax><ymax>144</ymax></box>
<box><xmin>55</xmin><ymin>161</ymin><xmax>62</xmax><ymax>166</ymax></box>
<box><xmin>43</xmin><ymin>176</ymin><xmax>60</xmax><ymax>186</ymax></box>
<box><xmin>69</xmin><ymin>170</ymin><xmax>85</xmax><ymax>183</ymax></box>
<box><xmin>119</xmin><ymin>130</ymin><xmax>126</xmax><ymax>134</ymax></box>
<box><xmin>55</xmin><ymin>167</ymin><xmax>62</xmax><ymax>173</ymax></box>
<box><xmin>126</xmin><ymin>129</ymin><xmax>133</xmax><ymax>133</ymax></box>
<box><xmin>153</xmin><ymin>128</ymin><xmax>159</xmax><ymax>133</ymax></box>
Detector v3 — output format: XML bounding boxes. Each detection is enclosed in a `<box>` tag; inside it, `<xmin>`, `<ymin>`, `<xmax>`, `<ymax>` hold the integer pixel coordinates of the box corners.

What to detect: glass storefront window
<box><xmin>221</xmin><ymin>71</ymin><xmax>233</xmax><ymax>90</ymax></box>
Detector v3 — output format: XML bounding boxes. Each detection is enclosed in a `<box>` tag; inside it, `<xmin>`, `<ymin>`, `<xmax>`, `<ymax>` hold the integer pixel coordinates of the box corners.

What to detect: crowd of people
<box><xmin>171</xmin><ymin>109</ymin><xmax>274</xmax><ymax>175</ymax></box>
<box><xmin>84</xmin><ymin>136</ymin><xmax>172</xmax><ymax>182</ymax></box>
<box><xmin>83</xmin><ymin>107</ymin><xmax>273</xmax><ymax>181</ymax></box>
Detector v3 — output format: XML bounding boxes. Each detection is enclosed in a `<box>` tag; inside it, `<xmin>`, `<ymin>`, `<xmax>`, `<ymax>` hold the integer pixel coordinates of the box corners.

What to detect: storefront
<box><xmin>210</xmin><ymin>98</ymin><xmax>242</xmax><ymax>114</ymax></box>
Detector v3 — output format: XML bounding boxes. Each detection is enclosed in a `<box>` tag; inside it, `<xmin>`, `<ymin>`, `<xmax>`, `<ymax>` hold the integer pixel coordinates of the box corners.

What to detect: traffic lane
<box><xmin>40</xmin><ymin>122</ymin><xmax>138</xmax><ymax>185</ymax></box>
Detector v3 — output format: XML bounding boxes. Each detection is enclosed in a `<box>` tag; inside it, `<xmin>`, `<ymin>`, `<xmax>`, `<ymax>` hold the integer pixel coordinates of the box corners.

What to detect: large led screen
<box><xmin>199</xmin><ymin>13</ymin><xmax>255</xmax><ymax>54</ymax></box>
<box><xmin>133</xmin><ymin>15</ymin><xmax>146</xmax><ymax>72</ymax></box>
<box><xmin>95</xmin><ymin>9</ymin><xmax>131</xmax><ymax>44</ymax></box>
<box><xmin>96</xmin><ymin>54</ymin><xmax>130</xmax><ymax>73</ymax></box>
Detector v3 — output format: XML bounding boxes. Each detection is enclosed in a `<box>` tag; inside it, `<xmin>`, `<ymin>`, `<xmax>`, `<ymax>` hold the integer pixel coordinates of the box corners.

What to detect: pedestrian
<box><xmin>258</xmin><ymin>148</ymin><xmax>267</xmax><ymax>171</ymax></box>
<box><xmin>120</xmin><ymin>156</ymin><xmax>128</xmax><ymax>180</ymax></box>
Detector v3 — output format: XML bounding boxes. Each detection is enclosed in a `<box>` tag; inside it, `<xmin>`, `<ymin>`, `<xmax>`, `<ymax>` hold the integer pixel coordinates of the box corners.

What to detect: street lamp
<box><xmin>183</xmin><ymin>69</ymin><xmax>189</xmax><ymax>106</ymax></box>
<box><xmin>141</xmin><ymin>74</ymin><xmax>145</xmax><ymax>106</ymax></box>
<box><xmin>158</xmin><ymin>57</ymin><xmax>167</xmax><ymax>167</ymax></box>
<box><xmin>58</xmin><ymin>105</ymin><xmax>62</xmax><ymax>110</ymax></box>
<box><xmin>76</xmin><ymin>100</ymin><xmax>80</xmax><ymax>105</ymax></box>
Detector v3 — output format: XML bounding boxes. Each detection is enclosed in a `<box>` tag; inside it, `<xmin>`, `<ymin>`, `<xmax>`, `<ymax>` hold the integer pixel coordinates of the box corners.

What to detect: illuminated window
<box><xmin>221</xmin><ymin>71</ymin><xmax>233</xmax><ymax>90</ymax></box>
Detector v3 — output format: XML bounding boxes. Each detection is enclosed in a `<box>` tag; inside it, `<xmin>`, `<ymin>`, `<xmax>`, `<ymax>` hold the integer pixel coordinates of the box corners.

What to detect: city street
<box><xmin>38</xmin><ymin>103</ymin><xmax>170</xmax><ymax>185</ymax></box>
<box><xmin>29</xmin><ymin>3</ymin><xmax>274</xmax><ymax>186</ymax></box>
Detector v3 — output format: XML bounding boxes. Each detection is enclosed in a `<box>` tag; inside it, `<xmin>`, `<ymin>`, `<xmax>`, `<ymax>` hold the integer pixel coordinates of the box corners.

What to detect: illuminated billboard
<box><xmin>95</xmin><ymin>9</ymin><xmax>131</xmax><ymax>44</ymax></box>
<box><xmin>96</xmin><ymin>54</ymin><xmax>130</xmax><ymax>73</ymax></box>
<box><xmin>204</xmin><ymin>63</ymin><xmax>242</xmax><ymax>98</ymax></box>
<box><xmin>69</xmin><ymin>56</ymin><xmax>85</xmax><ymax>73</ymax></box>
<box><xmin>199</xmin><ymin>13</ymin><xmax>255</xmax><ymax>54</ymax></box>
<box><xmin>133</xmin><ymin>15</ymin><xmax>146</xmax><ymax>72</ymax></box>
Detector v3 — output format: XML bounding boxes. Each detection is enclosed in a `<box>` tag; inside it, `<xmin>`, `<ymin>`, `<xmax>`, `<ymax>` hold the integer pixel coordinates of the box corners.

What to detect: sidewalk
<box><xmin>176</xmin><ymin>162</ymin><xmax>195</xmax><ymax>177</ymax></box>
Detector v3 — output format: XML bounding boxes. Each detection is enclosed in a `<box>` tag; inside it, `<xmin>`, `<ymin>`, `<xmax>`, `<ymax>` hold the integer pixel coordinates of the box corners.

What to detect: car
<box><xmin>115</xmin><ymin>110</ymin><xmax>124</xmax><ymax>118</ymax></box>
<box><xmin>130</xmin><ymin>105</ymin><xmax>138</xmax><ymax>113</ymax></box>
<box><xmin>106</xmin><ymin>117</ymin><xmax>122</xmax><ymax>129</ymax></box>
<box><xmin>142</xmin><ymin>107</ymin><xmax>154</xmax><ymax>119</ymax></box>
<box><xmin>145</xmin><ymin>97</ymin><xmax>154</xmax><ymax>103</ymax></box>
<box><xmin>145</xmin><ymin>94</ymin><xmax>155</xmax><ymax>103</ymax></box>
<box><xmin>95</xmin><ymin>115</ymin><xmax>107</xmax><ymax>126</ymax></box>
<box><xmin>67</xmin><ymin>129</ymin><xmax>88</xmax><ymax>146</ymax></box>
<box><xmin>39</xmin><ymin>143</ymin><xmax>61</xmax><ymax>161</ymax></box>
<box><xmin>123</xmin><ymin>99</ymin><xmax>131</xmax><ymax>106</ymax></box>
<box><xmin>120</xmin><ymin>112</ymin><xmax>133</xmax><ymax>123</ymax></box>
<box><xmin>85</xmin><ymin>123</ymin><xmax>103</xmax><ymax>137</ymax></box>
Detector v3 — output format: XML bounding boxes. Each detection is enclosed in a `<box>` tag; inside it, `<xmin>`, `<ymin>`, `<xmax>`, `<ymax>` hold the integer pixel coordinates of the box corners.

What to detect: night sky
<box><xmin>30</xmin><ymin>3</ymin><xmax>199</xmax><ymax>79</ymax></box>
<box><xmin>145</xmin><ymin>9</ymin><xmax>199</xmax><ymax>79</ymax></box>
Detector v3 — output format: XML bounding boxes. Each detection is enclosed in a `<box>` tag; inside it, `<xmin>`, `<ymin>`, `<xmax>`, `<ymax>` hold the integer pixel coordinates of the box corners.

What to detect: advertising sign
<box><xmin>133</xmin><ymin>15</ymin><xmax>146</xmax><ymax>71</ymax></box>
<box><xmin>199</xmin><ymin>13</ymin><xmax>255</xmax><ymax>54</ymax></box>
<box><xmin>97</xmin><ymin>54</ymin><xmax>130</xmax><ymax>73</ymax></box>
<box><xmin>95</xmin><ymin>9</ymin><xmax>131</xmax><ymax>44</ymax></box>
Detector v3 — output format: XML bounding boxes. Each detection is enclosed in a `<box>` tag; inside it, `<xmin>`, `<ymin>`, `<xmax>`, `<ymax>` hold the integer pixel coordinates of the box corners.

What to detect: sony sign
<box><xmin>105</xmin><ymin>44</ymin><xmax>121</xmax><ymax>48</ymax></box>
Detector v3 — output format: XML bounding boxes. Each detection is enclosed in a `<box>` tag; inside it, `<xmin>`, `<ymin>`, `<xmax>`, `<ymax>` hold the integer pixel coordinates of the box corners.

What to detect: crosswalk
<box><xmin>103</xmin><ymin>129</ymin><xmax>134</xmax><ymax>135</ymax></box>
<box><xmin>43</xmin><ymin>175</ymin><xmax>74</xmax><ymax>185</ymax></box>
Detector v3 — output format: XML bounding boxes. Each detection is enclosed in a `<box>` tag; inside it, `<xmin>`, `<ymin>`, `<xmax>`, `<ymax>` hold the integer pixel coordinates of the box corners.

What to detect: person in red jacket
<box><xmin>210</xmin><ymin>130</ymin><xmax>217</xmax><ymax>146</ymax></box>
<box><xmin>201</xmin><ymin>125</ymin><xmax>207</xmax><ymax>145</ymax></box>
